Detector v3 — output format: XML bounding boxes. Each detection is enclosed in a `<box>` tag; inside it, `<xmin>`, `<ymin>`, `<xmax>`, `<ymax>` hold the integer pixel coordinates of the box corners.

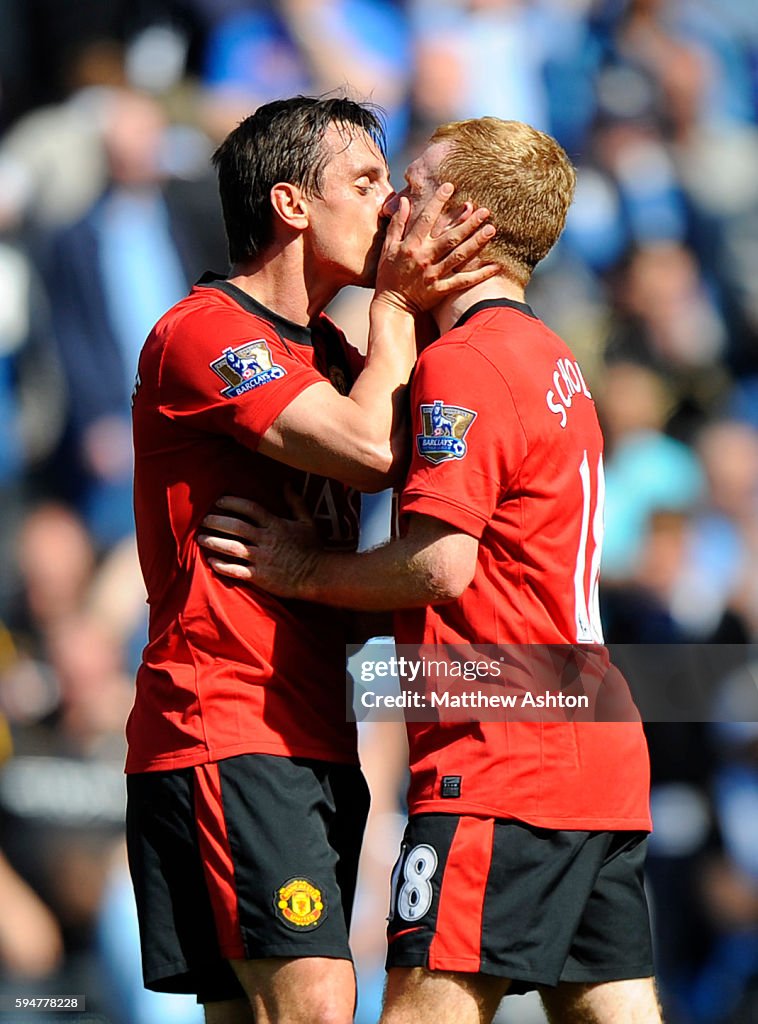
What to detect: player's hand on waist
<box><xmin>197</xmin><ymin>488</ymin><xmax>321</xmax><ymax>599</ymax></box>
<box><xmin>374</xmin><ymin>182</ymin><xmax>498</xmax><ymax>315</ymax></box>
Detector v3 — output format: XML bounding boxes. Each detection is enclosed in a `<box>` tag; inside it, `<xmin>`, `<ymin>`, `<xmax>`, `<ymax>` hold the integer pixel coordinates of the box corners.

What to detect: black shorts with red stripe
<box><xmin>386</xmin><ymin>814</ymin><xmax>654</xmax><ymax>991</ymax></box>
<box><xmin>126</xmin><ymin>753</ymin><xmax>369</xmax><ymax>1002</ymax></box>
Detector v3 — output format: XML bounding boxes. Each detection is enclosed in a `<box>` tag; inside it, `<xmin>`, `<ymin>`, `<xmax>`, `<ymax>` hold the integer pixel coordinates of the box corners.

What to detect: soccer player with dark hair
<box><xmin>198</xmin><ymin>117</ymin><xmax>662</xmax><ymax>1024</ymax></box>
<box><xmin>125</xmin><ymin>96</ymin><xmax>496</xmax><ymax>1024</ymax></box>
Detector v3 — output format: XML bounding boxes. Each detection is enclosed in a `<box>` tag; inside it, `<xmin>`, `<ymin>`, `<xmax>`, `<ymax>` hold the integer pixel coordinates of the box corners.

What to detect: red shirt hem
<box><xmin>408</xmin><ymin>799</ymin><xmax>652</xmax><ymax>832</ymax></box>
<box><xmin>125</xmin><ymin>737</ymin><xmax>359</xmax><ymax>774</ymax></box>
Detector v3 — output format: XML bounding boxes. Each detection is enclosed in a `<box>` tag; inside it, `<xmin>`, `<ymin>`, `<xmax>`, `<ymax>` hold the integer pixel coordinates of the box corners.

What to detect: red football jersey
<box><xmin>126</xmin><ymin>275</ymin><xmax>363</xmax><ymax>773</ymax></box>
<box><xmin>395</xmin><ymin>299</ymin><xmax>651</xmax><ymax>830</ymax></box>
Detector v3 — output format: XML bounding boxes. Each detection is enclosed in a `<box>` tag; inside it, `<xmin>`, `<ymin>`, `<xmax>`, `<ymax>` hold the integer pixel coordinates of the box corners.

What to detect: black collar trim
<box><xmin>453</xmin><ymin>298</ymin><xmax>537</xmax><ymax>331</ymax></box>
<box><xmin>196</xmin><ymin>272</ymin><xmax>313</xmax><ymax>347</ymax></box>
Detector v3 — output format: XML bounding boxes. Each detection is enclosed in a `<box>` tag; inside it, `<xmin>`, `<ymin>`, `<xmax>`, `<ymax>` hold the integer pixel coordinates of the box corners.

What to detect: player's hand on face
<box><xmin>197</xmin><ymin>488</ymin><xmax>321</xmax><ymax>598</ymax></box>
<box><xmin>374</xmin><ymin>182</ymin><xmax>498</xmax><ymax>315</ymax></box>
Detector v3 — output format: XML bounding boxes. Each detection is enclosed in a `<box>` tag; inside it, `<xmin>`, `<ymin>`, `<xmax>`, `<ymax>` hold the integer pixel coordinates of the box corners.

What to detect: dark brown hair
<box><xmin>212</xmin><ymin>96</ymin><xmax>386</xmax><ymax>263</ymax></box>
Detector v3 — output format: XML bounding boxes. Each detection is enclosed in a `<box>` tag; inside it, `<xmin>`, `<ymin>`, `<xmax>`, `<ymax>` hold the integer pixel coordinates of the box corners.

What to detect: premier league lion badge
<box><xmin>210</xmin><ymin>340</ymin><xmax>286</xmax><ymax>398</ymax></box>
<box><xmin>416</xmin><ymin>399</ymin><xmax>477</xmax><ymax>464</ymax></box>
<box><xmin>274</xmin><ymin>877</ymin><xmax>326</xmax><ymax>931</ymax></box>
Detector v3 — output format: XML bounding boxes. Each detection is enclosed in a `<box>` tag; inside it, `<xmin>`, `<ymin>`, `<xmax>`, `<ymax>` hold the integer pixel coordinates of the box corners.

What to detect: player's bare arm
<box><xmin>255</xmin><ymin>184</ymin><xmax>496</xmax><ymax>492</ymax></box>
<box><xmin>198</xmin><ymin>496</ymin><xmax>478</xmax><ymax>610</ymax></box>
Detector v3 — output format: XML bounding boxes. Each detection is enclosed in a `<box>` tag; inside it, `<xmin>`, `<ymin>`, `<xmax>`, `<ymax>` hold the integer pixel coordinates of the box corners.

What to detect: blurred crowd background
<box><xmin>0</xmin><ymin>0</ymin><xmax>757</xmax><ymax>1022</ymax></box>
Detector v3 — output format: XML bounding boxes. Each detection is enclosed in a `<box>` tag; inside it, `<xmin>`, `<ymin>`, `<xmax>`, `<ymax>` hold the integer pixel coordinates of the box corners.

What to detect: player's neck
<box><xmin>433</xmin><ymin>276</ymin><xmax>527</xmax><ymax>335</ymax></box>
<box><xmin>228</xmin><ymin>246</ymin><xmax>340</xmax><ymax>326</ymax></box>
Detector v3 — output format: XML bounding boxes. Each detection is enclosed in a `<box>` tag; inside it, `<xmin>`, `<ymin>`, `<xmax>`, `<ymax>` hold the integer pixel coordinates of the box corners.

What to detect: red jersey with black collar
<box><xmin>395</xmin><ymin>299</ymin><xmax>651</xmax><ymax>830</ymax></box>
<box><xmin>126</xmin><ymin>274</ymin><xmax>363</xmax><ymax>773</ymax></box>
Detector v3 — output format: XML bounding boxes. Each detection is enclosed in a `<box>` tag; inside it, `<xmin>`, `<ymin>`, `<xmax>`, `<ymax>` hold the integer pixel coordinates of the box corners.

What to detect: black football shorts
<box><xmin>126</xmin><ymin>753</ymin><xmax>369</xmax><ymax>1003</ymax></box>
<box><xmin>386</xmin><ymin>814</ymin><xmax>654</xmax><ymax>991</ymax></box>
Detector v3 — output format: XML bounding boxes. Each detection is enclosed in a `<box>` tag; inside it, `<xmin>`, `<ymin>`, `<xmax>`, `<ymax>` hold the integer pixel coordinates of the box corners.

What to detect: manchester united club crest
<box><xmin>210</xmin><ymin>340</ymin><xmax>286</xmax><ymax>398</ymax></box>
<box><xmin>274</xmin><ymin>878</ymin><xmax>326</xmax><ymax>930</ymax></box>
<box><xmin>416</xmin><ymin>399</ymin><xmax>477</xmax><ymax>464</ymax></box>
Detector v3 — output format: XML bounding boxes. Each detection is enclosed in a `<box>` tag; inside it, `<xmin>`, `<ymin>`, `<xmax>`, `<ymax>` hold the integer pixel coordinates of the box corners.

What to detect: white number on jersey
<box><xmin>574</xmin><ymin>450</ymin><xmax>605</xmax><ymax>644</ymax></box>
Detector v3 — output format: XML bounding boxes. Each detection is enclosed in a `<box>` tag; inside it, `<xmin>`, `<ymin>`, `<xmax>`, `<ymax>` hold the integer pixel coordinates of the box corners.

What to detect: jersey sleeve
<box><xmin>400</xmin><ymin>343</ymin><xmax>527</xmax><ymax>538</ymax></box>
<box><xmin>156</xmin><ymin>310</ymin><xmax>327</xmax><ymax>450</ymax></box>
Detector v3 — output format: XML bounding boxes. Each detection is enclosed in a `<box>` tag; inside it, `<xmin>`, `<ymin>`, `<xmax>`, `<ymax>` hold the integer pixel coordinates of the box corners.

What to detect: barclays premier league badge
<box><xmin>210</xmin><ymin>339</ymin><xmax>286</xmax><ymax>398</ymax></box>
<box><xmin>416</xmin><ymin>399</ymin><xmax>477</xmax><ymax>464</ymax></box>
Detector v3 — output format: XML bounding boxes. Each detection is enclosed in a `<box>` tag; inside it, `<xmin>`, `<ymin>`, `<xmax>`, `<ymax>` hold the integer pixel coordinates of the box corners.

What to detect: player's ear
<box><xmin>270</xmin><ymin>182</ymin><xmax>309</xmax><ymax>233</ymax></box>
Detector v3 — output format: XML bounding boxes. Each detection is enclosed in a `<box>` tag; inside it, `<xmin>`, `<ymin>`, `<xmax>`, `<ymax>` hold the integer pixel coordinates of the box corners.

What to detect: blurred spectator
<box><xmin>644</xmin><ymin>718</ymin><xmax>719</xmax><ymax>1024</ymax></box>
<box><xmin>0</xmin><ymin>613</ymin><xmax>130</xmax><ymax>1010</ymax></box>
<box><xmin>0</xmin><ymin>846</ymin><xmax>63</xmax><ymax>982</ymax></box>
<box><xmin>0</xmin><ymin>711</ymin><xmax>63</xmax><ymax>984</ymax></box>
<box><xmin>691</xmin><ymin>683</ymin><xmax>758</xmax><ymax>1024</ymax></box>
<box><xmin>611</xmin><ymin>0</ymin><xmax>754</xmax><ymax>132</ymax></box>
<box><xmin>596</xmin><ymin>361</ymin><xmax>704</xmax><ymax>581</ymax></box>
<box><xmin>1</xmin><ymin>502</ymin><xmax>146</xmax><ymax>722</ymax></box>
<box><xmin>41</xmin><ymin>86</ymin><xmax>226</xmax><ymax>547</ymax></box>
<box><xmin>603</xmin><ymin>243</ymin><xmax>730</xmax><ymax>445</ymax></box>
<box><xmin>670</xmin><ymin>420</ymin><xmax>758</xmax><ymax>639</ymax></box>
<box><xmin>0</xmin><ymin>161</ymin><xmax>65</xmax><ymax>621</ymax></box>
<box><xmin>606</xmin><ymin>243</ymin><xmax>726</xmax><ymax>374</ymax></box>
<box><xmin>0</xmin><ymin>503</ymin><xmax>157</xmax><ymax>1018</ymax></box>
<box><xmin>0</xmin><ymin>45</ymin><xmax>122</xmax><ymax>230</ymax></box>
<box><xmin>677</xmin><ymin>120</ymin><xmax>758</xmax><ymax>376</ymax></box>
<box><xmin>409</xmin><ymin>0</ymin><xmax>553</xmax><ymax>138</ymax></box>
<box><xmin>200</xmin><ymin>0</ymin><xmax>412</xmax><ymax>154</ymax></box>
<box><xmin>15</xmin><ymin>505</ymin><xmax>96</xmax><ymax>625</ymax></box>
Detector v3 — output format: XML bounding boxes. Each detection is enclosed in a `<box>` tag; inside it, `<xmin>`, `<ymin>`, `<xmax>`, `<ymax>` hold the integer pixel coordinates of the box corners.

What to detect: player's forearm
<box><xmin>343</xmin><ymin>301</ymin><xmax>416</xmax><ymax>486</ymax></box>
<box><xmin>297</xmin><ymin>536</ymin><xmax>465</xmax><ymax>611</ymax></box>
<box><xmin>296</xmin><ymin>549</ymin><xmax>436</xmax><ymax>610</ymax></box>
<box><xmin>198</xmin><ymin>503</ymin><xmax>478</xmax><ymax>607</ymax></box>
